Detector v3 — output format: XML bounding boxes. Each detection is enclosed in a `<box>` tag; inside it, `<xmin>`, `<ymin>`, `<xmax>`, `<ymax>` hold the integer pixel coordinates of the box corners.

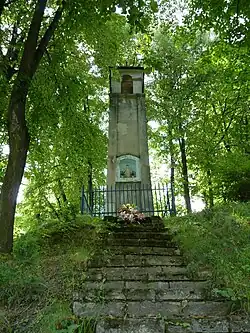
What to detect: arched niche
<box><xmin>116</xmin><ymin>155</ymin><xmax>140</xmax><ymax>182</ymax></box>
<box><xmin>121</xmin><ymin>74</ymin><xmax>133</xmax><ymax>94</ymax></box>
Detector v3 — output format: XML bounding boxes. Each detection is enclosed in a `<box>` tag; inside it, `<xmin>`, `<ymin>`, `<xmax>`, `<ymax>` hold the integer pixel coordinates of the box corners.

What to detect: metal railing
<box><xmin>80</xmin><ymin>183</ymin><xmax>171</xmax><ymax>217</ymax></box>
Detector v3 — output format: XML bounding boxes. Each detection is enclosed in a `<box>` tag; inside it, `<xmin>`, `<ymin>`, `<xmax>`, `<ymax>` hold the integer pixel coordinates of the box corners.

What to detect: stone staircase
<box><xmin>73</xmin><ymin>217</ymin><xmax>250</xmax><ymax>333</ymax></box>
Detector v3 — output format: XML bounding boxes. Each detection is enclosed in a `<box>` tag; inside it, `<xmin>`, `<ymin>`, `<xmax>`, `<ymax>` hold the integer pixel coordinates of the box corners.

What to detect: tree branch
<box><xmin>3</xmin><ymin>22</ymin><xmax>21</xmax><ymax>81</ymax></box>
<box><xmin>214</xmin><ymin>114</ymin><xmax>234</xmax><ymax>150</ymax></box>
<box><xmin>0</xmin><ymin>19</ymin><xmax>25</xmax><ymax>81</ymax></box>
<box><xmin>0</xmin><ymin>0</ymin><xmax>6</xmax><ymax>18</ymax></box>
<box><xmin>19</xmin><ymin>0</ymin><xmax>48</xmax><ymax>77</ymax></box>
<box><xmin>236</xmin><ymin>0</ymin><xmax>240</xmax><ymax>17</ymax></box>
<box><xmin>32</xmin><ymin>0</ymin><xmax>66</xmax><ymax>75</ymax></box>
<box><xmin>6</xmin><ymin>22</ymin><xmax>18</xmax><ymax>62</ymax></box>
<box><xmin>58</xmin><ymin>179</ymin><xmax>68</xmax><ymax>204</ymax></box>
<box><xmin>45</xmin><ymin>48</ymin><xmax>52</xmax><ymax>63</ymax></box>
<box><xmin>44</xmin><ymin>195</ymin><xmax>61</xmax><ymax>221</ymax></box>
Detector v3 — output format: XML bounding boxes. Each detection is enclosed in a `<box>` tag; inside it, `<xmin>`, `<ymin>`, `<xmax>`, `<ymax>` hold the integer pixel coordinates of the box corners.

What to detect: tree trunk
<box><xmin>178</xmin><ymin>137</ymin><xmax>192</xmax><ymax>213</ymax></box>
<box><xmin>0</xmin><ymin>82</ymin><xmax>29</xmax><ymax>253</ymax></box>
<box><xmin>0</xmin><ymin>0</ymin><xmax>65</xmax><ymax>253</ymax></box>
<box><xmin>88</xmin><ymin>160</ymin><xmax>93</xmax><ymax>212</ymax></box>
<box><xmin>168</xmin><ymin>129</ymin><xmax>176</xmax><ymax>216</ymax></box>
<box><xmin>0</xmin><ymin>0</ymin><xmax>6</xmax><ymax>18</ymax></box>
<box><xmin>203</xmin><ymin>191</ymin><xmax>209</xmax><ymax>208</ymax></box>
<box><xmin>207</xmin><ymin>169</ymin><xmax>214</xmax><ymax>208</ymax></box>
<box><xmin>170</xmin><ymin>155</ymin><xmax>176</xmax><ymax>216</ymax></box>
<box><xmin>58</xmin><ymin>179</ymin><xmax>68</xmax><ymax>204</ymax></box>
<box><xmin>44</xmin><ymin>195</ymin><xmax>61</xmax><ymax>221</ymax></box>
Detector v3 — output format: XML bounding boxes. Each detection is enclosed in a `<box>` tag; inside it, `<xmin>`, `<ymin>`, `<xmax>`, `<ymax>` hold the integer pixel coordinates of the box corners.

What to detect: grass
<box><xmin>0</xmin><ymin>214</ymin><xmax>107</xmax><ymax>332</ymax></box>
<box><xmin>165</xmin><ymin>202</ymin><xmax>250</xmax><ymax>311</ymax></box>
<box><xmin>2</xmin><ymin>202</ymin><xmax>250</xmax><ymax>331</ymax></box>
<box><xmin>29</xmin><ymin>301</ymin><xmax>73</xmax><ymax>333</ymax></box>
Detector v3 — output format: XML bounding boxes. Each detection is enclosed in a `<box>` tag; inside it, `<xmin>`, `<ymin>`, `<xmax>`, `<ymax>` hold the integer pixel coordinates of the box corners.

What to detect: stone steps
<box><xmin>112</xmin><ymin>231</ymin><xmax>173</xmax><ymax>240</ymax></box>
<box><xmin>96</xmin><ymin>317</ymin><xmax>250</xmax><ymax>333</ymax></box>
<box><xmin>73</xmin><ymin>300</ymin><xmax>231</xmax><ymax>318</ymax></box>
<box><xmin>111</xmin><ymin>225</ymin><xmax>166</xmax><ymax>232</ymax></box>
<box><xmin>96</xmin><ymin>318</ymin><xmax>164</xmax><ymax>333</ymax></box>
<box><xmin>77</xmin><ymin>280</ymin><xmax>209</xmax><ymax>302</ymax></box>
<box><xmin>88</xmin><ymin>254</ymin><xmax>184</xmax><ymax>267</ymax></box>
<box><xmin>73</xmin><ymin>218</ymin><xmax>249</xmax><ymax>333</ymax></box>
<box><xmin>85</xmin><ymin>265</ymin><xmax>190</xmax><ymax>281</ymax></box>
<box><xmin>112</xmin><ymin>246</ymin><xmax>180</xmax><ymax>255</ymax></box>
<box><xmin>108</xmin><ymin>222</ymin><xmax>166</xmax><ymax>233</ymax></box>
<box><xmin>107</xmin><ymin>238</ymin><xmax>177</xmax><ymax>247</ymax></box>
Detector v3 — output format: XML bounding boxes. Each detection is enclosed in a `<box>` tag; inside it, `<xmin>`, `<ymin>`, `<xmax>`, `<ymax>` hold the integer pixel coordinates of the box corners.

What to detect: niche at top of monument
<box><xmin>121</xmin><ymin>74</ymin><xmax>133</xmax><ymax>94</ymax></box>
<box><xmin>116</xmin><ymin>155</ymin><xmax>140</xmax><ymax>182</ymax></box>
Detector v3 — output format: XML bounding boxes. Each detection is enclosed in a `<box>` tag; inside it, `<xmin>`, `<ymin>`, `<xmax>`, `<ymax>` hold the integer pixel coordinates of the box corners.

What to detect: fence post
<box><xmin>166</xmin><ymin>185</ymin><xmax>171</xmax><ymax>216</ymax></box>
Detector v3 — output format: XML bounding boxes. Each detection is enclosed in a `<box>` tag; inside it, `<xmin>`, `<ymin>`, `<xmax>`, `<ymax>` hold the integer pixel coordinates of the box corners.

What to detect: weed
<box><xmin>56</xmin><ymin>316</ymin><xmax>96</xmax><ymax>332</ymax></box>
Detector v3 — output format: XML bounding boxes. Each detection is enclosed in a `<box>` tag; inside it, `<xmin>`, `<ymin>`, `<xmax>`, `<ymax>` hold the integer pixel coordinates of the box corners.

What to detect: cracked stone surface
<box><xmin>96</xmin><ymin>318</ymin><xmax>165</xmax><ymax>333</ymax></box>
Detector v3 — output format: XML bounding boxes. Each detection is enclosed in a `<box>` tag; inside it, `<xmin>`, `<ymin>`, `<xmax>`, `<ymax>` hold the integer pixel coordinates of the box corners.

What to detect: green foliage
<box><xmin>213</xmin><ymin>153</ymin><xmax>250</xmax><ymax>202</ymax></box>
<box><xmin>55</xmin><ymin>316</ymin><xmax>96</xmax><ymax>333</ymax></box>
<box><xmin>34</xmin><ymin>302</ymin><xmax>74</xmax><ymax>333</ymax></box>
<box><xmin>0</xmin><ymin>0</ymin><xmax>158</xmax><ymax>254</ymax></box>
<box><xmin>187</xmin><ymin>0</ymin><xmax>250</xmax><ymax>44</ymax></box>
<box><xmin>0</xmin><ymin>255</ymin><xmax>46</xmax><ymax>306</ymax></box>
<box><xmin>0</xmin><ymin>215</ymin><xmax>105</xmax><ymax>331</ymax></box>
<box><xmin>165</xmin><ymin>202</ymin><xmax>250</xmax><ymax>309</ymax></box>
<box><xmin>26</xmin><ymin>302</ymin><xmax>96</xmax><ymax>333</ymax></box>
<box><xmin>146</xmin><ymin>22</ymin><xmax>250</xmax><ymax>208</ymax></box>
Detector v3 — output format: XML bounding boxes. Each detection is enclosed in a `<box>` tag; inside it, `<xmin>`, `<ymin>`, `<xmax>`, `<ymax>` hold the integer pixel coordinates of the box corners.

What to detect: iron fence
<box><xmin>80</xmin><ymin>183</ymin><xmax>171</xmax><ymax>217</ymax></box>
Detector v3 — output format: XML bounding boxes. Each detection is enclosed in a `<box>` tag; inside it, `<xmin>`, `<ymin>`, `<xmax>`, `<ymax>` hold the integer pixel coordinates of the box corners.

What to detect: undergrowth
<box><xmin>0</xmin><ymin>214</ymin><xmax>107</xmax><ymax>332</ymax></box>
<box><xmin>165</xmin><ymin>202</ymin><xmax>250</xmax><ymax>311</ymax></box>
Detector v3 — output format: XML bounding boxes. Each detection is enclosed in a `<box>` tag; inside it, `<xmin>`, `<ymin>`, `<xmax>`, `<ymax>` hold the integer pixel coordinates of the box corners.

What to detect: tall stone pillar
<box><xmin>107</xmin><ymin>66</ymin><xmax>153</xmax><ymax>214</ymax></box>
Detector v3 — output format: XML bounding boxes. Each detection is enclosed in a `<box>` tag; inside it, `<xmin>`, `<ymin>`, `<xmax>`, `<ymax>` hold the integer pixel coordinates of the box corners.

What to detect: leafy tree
<box><xmin>187</xmin><ymin>0</ymin><xmax>250</xmax><ymax>44</ymax></box>
<box><xmin>0</xmin><ymin>0</ymin><xmax>158</xmax><ymax>253</ymax></box>
<box><xmin>145</xmin><ymin>26</ymin><xmax>203</xmax><ymax>213</ymax></box>
<box><xmin>145</xmin><ymin>19</ymin><xmax>250</xmax><ymax>210</ymax></box>
<box><xmin>186</xmin><ymin>40</ymin><xmax>250</xmax><ymax>204</ymax></box>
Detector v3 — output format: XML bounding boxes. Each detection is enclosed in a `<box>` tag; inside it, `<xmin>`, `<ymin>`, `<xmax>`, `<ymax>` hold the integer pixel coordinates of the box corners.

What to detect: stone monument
<box><xmin>106</xmin><ymin>66</ymin><xmax>153</xmax><ymax>214</ymax></box>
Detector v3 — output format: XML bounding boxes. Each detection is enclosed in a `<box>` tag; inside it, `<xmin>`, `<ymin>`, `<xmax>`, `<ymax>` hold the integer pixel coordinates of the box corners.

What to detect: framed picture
<box><xmin>116</xmin><ymin>155</ymin><xmax>140</xmax><ymax>182</ymax></box>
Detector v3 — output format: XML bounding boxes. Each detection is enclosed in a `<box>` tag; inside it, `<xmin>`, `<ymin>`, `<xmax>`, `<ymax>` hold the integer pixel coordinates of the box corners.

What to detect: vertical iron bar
<box><xmin>110</xmin><ymin>184</ymin><xmax>112</xmax><ymax>216</ymax></box>
<box><xmin>107</xmin><ymin>185</ymin><xmax>110</xmax><ymax>216</ymax></box>
<box><xmin>134</xmin><ymin>183</ymin><xmax>138</xmax><ymax>210</ymax></box>
<box><xmin>91</xmin><ymin>188</ymin><xmax>94</xmax><ymax>216</ymax></box>
<box><xmin>166</xmin><ymin>184</ymin><xmax>171</xmax><ymax>216</ymax></box>
<box><xmin>154</xmin><ymin>184</ymin><xmax>159</xmax><ymax>214</ymax></box>
<box><xmin>129</xmin><ymin>183</ymin><xmax>133</xmax><ymax>206</ymax></box>
<box><xmin>98</xmin><ymin>187</ymin><xmax>101</xmax><ymax>217</ymax></box>
<box><xmin>160</xmin><ymin>184</ymin><xmax>164</xmax><ymax>217</ymax></box>
<box><xmin>111</xmin><ymin>184</ymin><xmax>113</xmax><ymax>216</ymax></box>
<box><xmin>143</xmin><ymin>183</ymin><xmax>146</xmax><ymax>213</ymax></box>
<box><xmin>122</xmin><ymin>182</ymin><xmax>125</xmax><ymax>207</ymax></box>
<box><xmin>112</xmin><ymin>184</ymin><xmax>114</xmax><ymax>216</ymax></box>
<box><xmin>148</xmin><ymin>184</ymin><xmax>151</xmax><ymax>214</ymax></box>
<box><xmin>141</xmin><ymin>183</ymin><xmax>144</xmax><ymax>213</ymax></box>
<box><xmin>159</xmin><ymin>183</ymin><xmax>164</xmax><ymax>217</ymax></box>
<box><xmin>102</xmin><ymin>186</ymin><xmax>105</xmax><ymax>217</ymax></box>
<box><xmin>142</xmin><ymin>183</ymin><xmax>146</xmax><ymax>214</ymax></box>
<box><xmin>150</xmin><ymin>183</ymin><xmax>152</xmax><ymax>214</ymax></box>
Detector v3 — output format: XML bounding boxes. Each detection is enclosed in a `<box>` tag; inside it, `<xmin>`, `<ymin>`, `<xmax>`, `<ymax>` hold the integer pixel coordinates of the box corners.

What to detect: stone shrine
<box><xmin>106</xmin><ymin>66</ymin><xmax>153</xmax><ymax>214</ymax></box>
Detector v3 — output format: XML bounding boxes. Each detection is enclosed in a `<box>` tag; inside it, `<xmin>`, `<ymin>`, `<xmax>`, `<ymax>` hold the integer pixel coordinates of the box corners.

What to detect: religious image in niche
<box><xmin>120</xmin><ymin>159</ymin><xmax>136</xmax><ymax>178</ymax></box>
